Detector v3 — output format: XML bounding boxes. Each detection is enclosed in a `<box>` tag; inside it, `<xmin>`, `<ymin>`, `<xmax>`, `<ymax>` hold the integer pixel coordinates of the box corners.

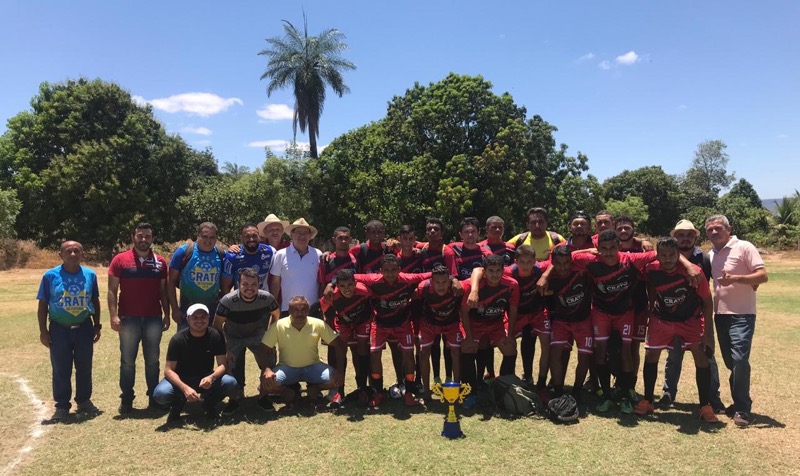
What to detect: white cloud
<box><xmin>180</xmin><ymin>126</ymin><xmax>212</xmax><ymax>136</ymax></box>
<box><xmin>615</xmin><ymin>51</ymin><xmax>640</xmax><ymax>65</ymax></box>
<box><xmin>256</xmin><ymin>103</ymin><xmax>294</xmax><ymax>121</ymax></box>
<box><xmin>139</xmin><ymin>92</ymin><xmax>243</xmax><ymax>116</ymax></box>
<box><xmin>598</xmin><ymin>60</ymin><xmax>611</xmax><ymax>70</ymax></box>
<box><xmin>576</xmin><ymin>53</ymin><xmax>595</xmax><ymax>63</ymax></box>
<box><xmin>132</xmin><ymin>95</ymin><xmax>147</xmax><ymax>106</ymax></box>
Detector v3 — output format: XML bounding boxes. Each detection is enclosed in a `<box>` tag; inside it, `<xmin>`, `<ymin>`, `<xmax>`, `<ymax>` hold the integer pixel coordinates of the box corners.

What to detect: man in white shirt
<box><xmin>269</xmin><ymin>218</ymin><xmax>323</xmax><ymax>316</ymax></box>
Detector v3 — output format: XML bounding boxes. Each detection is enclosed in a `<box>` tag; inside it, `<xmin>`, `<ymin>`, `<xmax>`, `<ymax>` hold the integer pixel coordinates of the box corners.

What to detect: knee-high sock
<box><xmin>521</xmin><ymin>329</ymin><xmax>535</xmax><ymax>380</ymax></box>
<box><xmin>696</xmin><ymin>366</ymin><xmax>711</xmax><ymax>406</ymax></box>
<box><xmin>500</xmin><ymin>354</ymin><xmax>517</xmax><ymax>376</ymax></box>
<box><xmin>643</xmin><ymin>362</ymin><xmax>658</xmax><ymax>403</ymax></box>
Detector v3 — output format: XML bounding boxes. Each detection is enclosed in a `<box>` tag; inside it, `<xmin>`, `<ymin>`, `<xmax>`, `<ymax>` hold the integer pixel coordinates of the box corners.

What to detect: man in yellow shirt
<box><xmin>261</xmin><ymin>296</ymin><xmax>346</xmax><ymax>409</ymax></box>
<box><xmin>508</xmin><ymin>207</ymin><xmax>565</xmax><ymax>261</ymax></box>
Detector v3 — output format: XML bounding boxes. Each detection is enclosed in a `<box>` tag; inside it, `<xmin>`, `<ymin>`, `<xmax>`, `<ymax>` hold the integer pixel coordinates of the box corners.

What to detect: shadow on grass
<box><xmin>746</xmin><ymin>413</ymin><xmax>786</xmax><ymax>429</ymax></box>
<box><xmin>112</xmin><ymin>406</ymin><xmax>168</xmax><ymax>421</ymax></box>
<box><xmin>42</xmin><ymin>409</ymin><xmax>104</xmax><ymax>425</ymax></box>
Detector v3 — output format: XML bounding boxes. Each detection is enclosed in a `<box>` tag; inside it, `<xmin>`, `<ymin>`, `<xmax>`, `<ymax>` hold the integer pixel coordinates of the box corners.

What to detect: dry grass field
<box><xmin>1</xmin><ymin>253</ymin><xmax>798</xmax><ymax>475</ymax></box>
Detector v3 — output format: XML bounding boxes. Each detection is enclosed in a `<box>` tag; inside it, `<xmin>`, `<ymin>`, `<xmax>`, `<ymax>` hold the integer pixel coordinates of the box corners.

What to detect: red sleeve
<box><xmin>413</xmin><ymin>281</ymin><xmax>426</xmax><ymax>300</ymax></box>
<box><xmin>317</xmin><ymin>262</ymin><xmax>327</xmax><ymax>285</ymax></box>
<box><xmin>628</xmin><ymin>251</ymin><xmax>657</xmax><ymax>271</ymax></box>
<box><xmin>355</xmin><ymin>282</ymin><xmax>372</xmax><ymax>297</ymax></box>
<box><xmin>398</xmin><ymin>272</ymin><xmax>432</xmax><ymax>283</ymax></box>
<box><xmin>537</xmin><ymin>260</ymin><xmax>551</xmax><ymax>272</ymax></box>
<box><xmin>415</xmin><ymin>241</ymin><xmax>426</xmax><ymax>250</ymax></box>
<box><xmin>508</xmin><ymin>280</ymin><xmax>520</xmax><ymax>307</ymax></box>
<box><xmin>443</xmin><ymin>246</ymin><xmax>457</xmax><ymax>277</ymax></box>
<box><xmin>480</xmin><ymin>245</ymin><xmax>492</xmax><ymax>257</ymax></box>
<box><xmin>349</xmin><ymin>245</ymin><xmax>362</xmax><ymax>258</ymax></box>
<box><xmin>354</xmin><ymin>273</ymin><xmax>383</xmax><ymax>285</ymax></box>
<box><xmin>503</xmin><ymin>265</ymin><xmax>514</xmax><ymax>276</ymax></box>
<box><xmin>570</xmin><ymin>252</ymin><xmax>596</xmax><ymax>271</ymax></box>
<box><xmin>320</xmin><ymin>295</ymin><xmax>332</xmax><ymax>313</ymax></box>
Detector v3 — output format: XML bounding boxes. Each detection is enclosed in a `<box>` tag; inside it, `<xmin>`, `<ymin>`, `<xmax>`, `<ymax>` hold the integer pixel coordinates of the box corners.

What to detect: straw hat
<box><xmin>670</xmin><ymin>219</ymin><xmax>700</xmax><ymax>237</ymax></box>
<box><xmin>285</xmin><ymin>218</ymin><xmax>318</xmax><ymax>240</ymax></box>
<box><xmin>257</xmin><ymin>214</ymin><xmax>290</xmax><ymax>234</ymax></box>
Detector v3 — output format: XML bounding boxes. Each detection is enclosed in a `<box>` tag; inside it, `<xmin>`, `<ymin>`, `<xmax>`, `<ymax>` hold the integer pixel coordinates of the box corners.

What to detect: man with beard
<box><xmin>557</xmin><ymin>211</ymin><xmax>594</xmax><ymax>252</ymax></box>
<box><xmin>109</xmin><ymin>223</ymin><xmax>170</xmax><ymax>414</ymax></box>
<box><xmin>508</xmin><ymin>207</ymin><xmax>564</xmax><ymax>261</ymax></box>
<box><xmin>213</xmin><ymin>268</ymin><xmax>280</xmax><ymax>414</ymax></box>
<box><xmin>661</xmin><ymin>220</ymin><xmax>725</xmax><ymax>412</ymax></box>
<box><xmin>221</xmin><ymin>223</ymin><xmax>276</xmax><ymax>294</ymax></box>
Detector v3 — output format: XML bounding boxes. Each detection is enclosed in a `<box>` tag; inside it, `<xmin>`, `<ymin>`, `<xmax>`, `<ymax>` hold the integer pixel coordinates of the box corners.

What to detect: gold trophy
<box><xmin>431</xmin><ymin>381</ymin><xmax>472</xmax><ymax>439</ymax></box>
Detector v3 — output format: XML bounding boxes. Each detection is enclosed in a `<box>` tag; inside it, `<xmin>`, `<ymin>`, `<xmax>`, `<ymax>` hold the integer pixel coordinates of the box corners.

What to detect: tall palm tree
<box><xmin>258</xmin><ymin>18</ymin><xmax>356</xmax><ymax>159</ymax></box>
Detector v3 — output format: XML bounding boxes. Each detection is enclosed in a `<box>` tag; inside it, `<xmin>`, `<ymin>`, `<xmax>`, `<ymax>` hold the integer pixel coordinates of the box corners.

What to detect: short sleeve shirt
<box><xmin>269</xmin><ymin>244</ymin><xmax>323</xmax><ymax>311</ymax></box>
<box><xmin>709</xmin><ymin>236</ymin><xmax>765</xmax><ymax>315</ymax></box>
<box><xmin>169</xmin><ymin>244</ymin><xmax>223</xmax><ymax>311</ymax></box>
<box><xmin>215</xmin><ymin>289</ymin><xmax>279</xmax><ymax>338</ymax></box>
<box><xmin>507</xmin><ymin>232</ymin><xmax>565</xmax><ymax>261</ymax></box>
<box><xmin>37</xmin><ymin>265</ymin><xmax>99</xmax><ymax>326</ymax></box>
<box><xmin>166</xmin><ymin>327</ymin><xmax>226</xmax><ymax>378</ymax></box>
<box><xmin>108</xmin><ymin>250</ymin><xmax>168</xmax><ymax>316</ymax></box>
<box><xmin>262</xmin><ymin>316</ymin><xmax>338</xmax><ymax>367</ymax></box>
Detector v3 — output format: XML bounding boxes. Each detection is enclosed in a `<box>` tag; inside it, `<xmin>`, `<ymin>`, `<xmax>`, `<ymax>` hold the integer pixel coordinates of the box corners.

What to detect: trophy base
<box><xmin>441</xmin><ymin>420</ymin><xmax>465</xmax><ymax>439</ymax></box>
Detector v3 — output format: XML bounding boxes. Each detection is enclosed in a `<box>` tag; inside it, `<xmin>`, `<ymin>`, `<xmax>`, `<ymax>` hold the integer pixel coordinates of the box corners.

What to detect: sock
<box><xmin>431</xmin><ymin>335</ymin><xmax>442</xmax><ymax>380</ymax></box>
<box><xmin>536</xmin><ymin>373</ymin><xmax>548</xmax><ymax>390</ymax></box>
<box><xmin>486</xmin><ymin>349</ymin><xmax>496</xmax><ymax>377</ymax></box>
<box><xmin>443</xmin><ymin>339</ymin><xmax>453</xmax><ymax>380</ymax></box>
<box><xmin>500</xmin><ymin>354</ymin><xmax>517</xmax><ymax>376</ymax></box>
<box><xmin>521</xmin><ymin>328</ymin><xmax>535</xmax><ymax>380</ymax></box>
<box><xmin>370</xmin><ymin>373</ymin><xmax>383</xmax><ymax>392</ymax></box>
<box><xmin>597</xmin><ymin>364</ymin><xmax>612</xmax><ymax>400</ymax></box>
<box><xmin>390</xmin><ymin>345</ymin><xmax>403</xmax><ymax>383</ymax></box>
<box><xmin>643</xmin><ymin>362</ymin><xmax>657</xmax><ymax>403</ymax></box>
<box><xmin>622</xmin><ymin>371</ymin><xmax>635</xmax><ymax>394</ymax></box>
<box><xmin>461</xmin><ymin>353</ymin><xmax>477</xmax><ymax>387</ymax></box>
<box><xmin>476</xmin><ymin>348</ymin><xmax>487</xmax><ymax>379</ymax></box>
<box><xmin>553</xmin><ymin>384</ymin><xmax>564</xmax><ymax>397</ymax></box>
<box><xmin>356</xmin><ymin>354</ymin><xmax>370</xmax><ymax>389</ymax></box>
<box><xmin>696</xmin><ymin>365</ymin><xmax>711</xmax><ymax>406</ymax></box>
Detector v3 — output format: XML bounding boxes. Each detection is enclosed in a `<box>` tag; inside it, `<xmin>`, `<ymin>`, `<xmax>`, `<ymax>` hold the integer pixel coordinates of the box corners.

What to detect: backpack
<box><xmin>515</xmin><ymin>231</ymin><xmax>563</xmax><ymax>248</ymax></box>
<box><xmin>174</xmin><ymin>241</ymin><xmax>225</xmax><ymax>287</ymax></box>
<box><xmin>490</xmin><ymin>375</ymin><xmax>540</xmax><ymax>416</ymax></box>
<box><xmin>547</xmin><ymin>394</ymin><xmax>579</xmax><ymax>423</ymax></box>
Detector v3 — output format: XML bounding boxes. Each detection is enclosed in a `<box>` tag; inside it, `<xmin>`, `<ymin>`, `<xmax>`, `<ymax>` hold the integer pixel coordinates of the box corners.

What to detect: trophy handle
<box><xmin>432</xmin><ymin>383</ymin><xmax>444</xmax><ymax>399</ymax></box>
<box><xmin>457</xmin><ymin>383</ymin><xmax>472</xmax><ymax>404</ymax></box>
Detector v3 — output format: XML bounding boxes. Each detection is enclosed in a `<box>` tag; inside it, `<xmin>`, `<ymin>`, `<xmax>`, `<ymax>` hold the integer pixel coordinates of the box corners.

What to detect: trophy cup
<box><xmin>431</xmin><ymin>381</ymin><xmax>472</xmax><ymax>439</ymax></box>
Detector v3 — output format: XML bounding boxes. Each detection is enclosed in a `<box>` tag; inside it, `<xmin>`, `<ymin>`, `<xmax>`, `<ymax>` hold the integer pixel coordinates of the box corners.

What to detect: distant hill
<box><xmin>763</xmin><ymin>198</ymin><xmax>783</xmax><ymax>214</ymax></box>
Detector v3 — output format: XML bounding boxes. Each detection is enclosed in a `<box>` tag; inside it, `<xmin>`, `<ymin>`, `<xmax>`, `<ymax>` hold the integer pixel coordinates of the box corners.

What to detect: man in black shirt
<box><xmin>152</xmin><ymin>303</ymin><xmax>237</xmax><ymax>425</ymax></box>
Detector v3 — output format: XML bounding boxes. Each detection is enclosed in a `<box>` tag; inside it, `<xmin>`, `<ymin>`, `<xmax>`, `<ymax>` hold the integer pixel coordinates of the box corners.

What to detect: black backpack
<box><xmin>547</xmin><ymin>394</ymin><xmax>579</xmax><ymax>423</ymax></box>
<box><xmin>490</xmin><ymin>375</ymin><xmax>540</xmax><ymax>416</ymax></box>
<box><xmin>173</xmin><ymin>241</ymin><xmax>225</xmax><ymax>288</ymax></box>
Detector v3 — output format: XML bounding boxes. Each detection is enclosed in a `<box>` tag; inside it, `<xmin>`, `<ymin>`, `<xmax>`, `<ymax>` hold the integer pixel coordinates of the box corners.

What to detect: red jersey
<box><xmin>445</xmin><ymin>242</ymin><xmax>492</xmax><ymax>280</ymax></box>
<box><xmin>396</xmin><ymin>250</ymin><xmax>425</xmax><ymax>274</ymax></box>
<box><xmin>555</xmin><ymin>237</ymin><xmax>594</xmax><ymax>252</ymax></box>
<box><xmin>413</xmin><ymin>279</ymin><xmax>460</xmax><ymax>326</ymax></box>
<box><xmin>461</xmin><ymin>275</ymin><xmax>520</xmax><ymax>323</ymax></box>
<box><xmin>350</xmin><ymin>242</ymin><xmax>391</xmax><ymax>274</ymax></box>
<box><xmin>644</xmin><ymin>262</ymin><xmax>710</xmax><ymax>322</ymax></box>
<box><xmin>417</xmin><ymin>241</ymin><xmax>452</xmax><ymax>272</ymax></box>
<box><xmin>545</xmin><ymin>265</ymin><xmax>592</xmax><ymax>322</ymax></box>
<box><xmin>108</xmin><ymin>249</ymin><xmax>168</xmax><ymax>316</ymax></box>
<box><xmin>318</xmin><ymin>253</ymin><xmax>358</xmax><ymax>285</ymax></box>
<box><xmin>355</xmin><ymin>272</ymin><xmax>430</xmax><ymax>327</ymax></box>
<box><xmin>320</xmin><ymin>282</ymin><xmax>373</xmax><ymax>326</ymax></box>
<box><xmin>479</xmin><ymin>239</ymin><xmax>516</xmax><ymax>266</ymax></box>
<box><xmin>572</xmin><ymin>251</ymin><xmax>655</xmax><ymax>315</ymax></box>
<box><xmin>506</xmin><ymin>263</ymin><xmax>545</xmax><ymax>315</ymax></box>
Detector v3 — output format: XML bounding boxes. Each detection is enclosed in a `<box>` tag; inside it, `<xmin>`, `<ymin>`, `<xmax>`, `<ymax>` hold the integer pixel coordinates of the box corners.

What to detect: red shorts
<box><xmin>418</xmin><ymin>320</ymin><xmax>463</xmax><ymax>349</ymax></box>
<box><xmin>645</xmin><ymin>317</ymin><xmax>704</xmax><ymax>350</ymax></box>
<box><xmin>633</xmin><ymin>311</ymin><xmax>648</xmax><ymax>342</ymax></box>
<box><xmin>468</xmin><ymin>319</ymin><xmax>507</xmax><ymax>346</ymax></box>
<box><xmin>512</xmin><ymin>311</ymin><xmax>551</xmax><ymax>337</ymax></box>
<box><xmin>550</xmin><ymin>320</ymin><xmax>594</xmax><ymax>354</ymax></box>
<box><xmin>335</xmin><ymin>319</ymin><xmax>372</xmax><ymax>345</ymax></box>
<box><xmin>592</xmin><ymin>309</ymin><xmax>633</xmax><ymax>342</ymax></box>
<box><xmin>371</xmin><ymin>321</ymin><xmax>415</xmax><ymax>352</ymax></box>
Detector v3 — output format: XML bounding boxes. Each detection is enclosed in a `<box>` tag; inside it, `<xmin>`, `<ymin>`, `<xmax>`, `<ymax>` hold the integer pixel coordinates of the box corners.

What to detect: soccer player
<box><xmin>319</xmin><ymin>269</ymin><xmax>373</xmax><ymax>399</ymax></box>
<box><xmin>545</xmin><ymin>246</ymin><xmax>594</xmax><ymax>403</ymax></box>
<box><xmin>634</xmin><ymin>237</ymin><xmax>720</xmax><ymax>423</ymax></box>
<box><xmin>460</xmin><ymin>254</ymin><xmax>519</xmax><ymax>408</ymax></box>
<box><xmin>507</xmin><ymin>207</ymin><xmax>564</xmax><ymax>261</ymax></box>
<box><xmin>414</xmin><ymin>265</ymin><xmax>463</xmax><ymax>399</ymax></box>
<box><xmin>351</xmin><ymin>219</ymin><xmax>392</xmax><ymax>274</ymax></box>
<box><xmin>318</xmin><ymin>226</ymin><xmax>358</xmax><ymax>295</ymax></box>
<box><xmin>445</xmin><ymin>217</ymin><xmax>492</xmax><ymax>280</ymax></box>
<box><xmin>557</xmin><ymin>211</ymin><xmax>594</xmax><ymax>252</ymax></box>
<box><xmin>479</xmin><ymin>216</ymin><xmax>515</xmax><ymax>265</ymax></box>
<box><xmin>397</xmin><ymin>225</ymin><xmax>425</xmax><ymax>273</ymax></box>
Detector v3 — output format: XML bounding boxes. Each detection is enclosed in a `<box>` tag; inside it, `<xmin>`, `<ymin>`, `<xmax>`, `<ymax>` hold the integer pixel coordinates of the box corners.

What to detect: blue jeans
<box><xmin>119</xmin><ymin>316</ymin><xmax>163</xmax><ymax>402</ymax></box>
<box><xmin>662</xmin><ymin>323</ymin><xmax>723</xmax><ymax>406</ymax></box>
<box><xmin>152</xmin><ymin>375</ymin><xmax>238</xmax><ymax>410</ymax></box>
<box><xmin>49</xmin><ymin>320</ymin><xmax>94</xmax><ymax>409</ymax></box>
<box><xmin>715</xmin><ymin>314</ymin><xmax>755</xmax><ymax>415</ymax></box>
<box><xmin>274</xmin><ymin>362</ymin><xmax>334</xmax><ymax>386</ymax></box>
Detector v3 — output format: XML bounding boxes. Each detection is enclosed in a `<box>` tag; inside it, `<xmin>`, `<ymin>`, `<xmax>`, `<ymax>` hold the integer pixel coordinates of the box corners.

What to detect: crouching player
<box><xmin>414</xmin><ymin>264</ymin><xmax>463</xmax><ymax>400</ymax></box>
<box><xmin>461</xmin><ymin>254</ymin><xmax>519</xmax><ymax>408</ymax></box>
<box><xmin>635</xmin><ymin>237</ymin><xmax>720</xmax><ymax>422</ymax></box>
<box><xmin>319</xmin><ymin>269</ymin><xmax>373</xmax><ymax>401</ymax></box>
<box><xmin>544</xmin><ymin>246</ymin><xmax>594</xmax><ymax>403</ymax></box>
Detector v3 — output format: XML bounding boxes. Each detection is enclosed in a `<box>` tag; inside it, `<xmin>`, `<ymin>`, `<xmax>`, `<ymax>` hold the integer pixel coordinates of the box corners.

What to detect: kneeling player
<box><xmin>635</xmin><ymin>237</ymin><xmax>719</xmax><ymax>422</ymax></box>
<box><xmin>461</xmin><ymin>254</ymin><xmax>519</xmax><ymax>408</ymax></box>
<box><xmin>320</xmin><ymin>269</ymin><xmax>373</xmax><ymax>399</ymax></box>
<box><xmin>543</xmin><ymin>246</ymin><xmax>594</xmax><ymax>404</ymax></box>
<box><xmin>415</xmin><ymin>265</ymin><xmax>463</xmax><ymax>399</ymax></box>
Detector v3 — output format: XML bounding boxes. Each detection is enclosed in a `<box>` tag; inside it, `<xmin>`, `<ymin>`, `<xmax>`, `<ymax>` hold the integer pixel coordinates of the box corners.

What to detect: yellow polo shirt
<box><xmin>507</xmin><ymin>231</ymin><xmax>565</xmax><ymax>261</ymax></box>
<box><xmin>262</xmin><ymin>316</ymin><xmax>338</xmax><ymax>367</ymax></box>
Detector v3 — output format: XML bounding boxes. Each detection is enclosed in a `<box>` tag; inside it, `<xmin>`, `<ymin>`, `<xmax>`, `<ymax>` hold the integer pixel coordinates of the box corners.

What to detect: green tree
<box><xmin>727</xmin><ymin>178</ymin><xmax>763</xmax><ymax>210</ymax></box>
<box><xmin>603</xmin><ymin>166</ymin><xmax>682</xmax><ymax>235</ymax></box>
<box><xmin>0</xmin><ymin>188</ymin><xmax>21</xmax><ymax>238</ymax></box>
<box><xmin>0</xmin><ymin>78</ymin><xmax>217</xmax><ymax>248</ymax></box>
<box><xmin>605</xmin><ymin>195</ymin><xmax>650</xmax><ymax>230</ymax></box>
<box><xmin>771</xmin><ymin>191</ymin><xmax>800</xmax><ymax>249</ymax></box>
<box><xmin>221</xmin><ymin>161</ymin><xmax>251</xmax><ymax>178</ymax></box>
<box><xmin>258</xmin><ymin>18</ymin><xmax>356</xmax><ymax>159</ymax></box>
<box><xmin>716</xmin><ymin>194</ymin><xmax>771</xmax><ymax>244</ymax></box>
<box><xmin>679</xmin><ymin>140</ymin><xmax>735</xmax><ymax>209</ymax></box>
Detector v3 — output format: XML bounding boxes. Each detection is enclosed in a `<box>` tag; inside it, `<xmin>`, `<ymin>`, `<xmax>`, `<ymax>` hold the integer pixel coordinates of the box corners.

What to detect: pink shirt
<box><xmin>709</xmin><ymin>236</ymin><xmax>765</xmax><ymax>315</ymax></box>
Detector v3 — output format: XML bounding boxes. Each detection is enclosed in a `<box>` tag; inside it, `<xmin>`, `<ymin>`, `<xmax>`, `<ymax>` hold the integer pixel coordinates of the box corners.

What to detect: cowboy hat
<box><xmin>670</xmin><ymin>219</ymin><xmax>700</xmax><ymax>237</ymax></box>
<box><xmin>257</xmin><ymin>214</ymin><xmax>290</xmax><ymax>234</ymax></box>
<box><xmin>285</xmin><ymin>218</ymin><xmax>318</xmax><ymax>240</ymax></box>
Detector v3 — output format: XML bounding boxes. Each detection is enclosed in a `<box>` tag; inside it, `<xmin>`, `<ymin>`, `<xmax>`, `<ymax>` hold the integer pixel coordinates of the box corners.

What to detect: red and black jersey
<box><xmin>546</xmin><ymin>266</ymin><xmax>592</xmax><ymax>322</ymax></box>
<box><xmin>317</xmin><ymin>253</ymin><xmax>358</xmax><ymax>285</ymax></box>
<box><xmin>555</xmin><ymin>237</ymin><xmax>594</xmax><ymax>252</ymax></box>
<box><xmin>507</xmin><ymin>263</ymin><xmax>545</xmax><ymax>315</ymax></box>
<box><xmin>418</xmin><ymin>242</ymin><xmax>452</xmax><ymax>272</ymax></box>
<box><xmin>355</xmin><ymin>272</ymin><xmax>430</xmax><ymax>327</ymax></box>
<box><xmin>350</xmin><ymin>242</ymin><xmax>391</xmax><ymax>274</ymax></box>
<box><xmin>397</xmin><ymin>250</ymin><xmax>425</xmax><ymax>274</ymax></box>
<box><xmin>413</xmin><ymin>279</ymin><xmax>460</xmax><ymax>325</ymax></box>
<box><xmin>644</xmin><ymin>262</ymin><xmax>709</xmax><ymax>322</ymax></box>
<box><xmin>461</xmin><ymin>275</ymin><xmax>520</xmax><ymax>322</ymax></box>
<box><xmin>445</xmin><ymin>242</ymin><xmax>492</xmax><ymax>280</ymax></box>
<box><xmin>320</xmin><ymin>282</ymin><xmax>373</xmax><ymax>326</ymax></box>
<box><xmin>479</xmin><ymin>239</ymin><xmax>516</xmax><ymax>266</ymax></box>
<box><xmin>620</xmin><ymin>240</ymin><xmax>649</xmax><ymax>314</ymax></box>
<box><xmin>572</xmin><ymin>251</ymin><xmax>655</xmax><ymax>315</ymax></box>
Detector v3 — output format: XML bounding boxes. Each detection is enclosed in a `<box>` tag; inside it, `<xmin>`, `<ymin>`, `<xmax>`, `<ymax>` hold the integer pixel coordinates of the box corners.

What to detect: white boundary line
<box><xmin>0</xmin><ymin>373</ymin><xmax>49</xmax><ymax>476</ymax></box>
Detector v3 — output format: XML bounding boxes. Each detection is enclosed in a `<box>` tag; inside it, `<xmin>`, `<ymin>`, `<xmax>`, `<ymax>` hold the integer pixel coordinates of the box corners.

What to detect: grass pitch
<box><xmin>1</xmin><ymin>254</ymin><xmax>798</xmax><ymax>475</ymax></box>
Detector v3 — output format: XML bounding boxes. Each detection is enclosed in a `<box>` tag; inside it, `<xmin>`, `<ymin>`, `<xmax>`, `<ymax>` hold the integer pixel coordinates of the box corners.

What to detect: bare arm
<box><xmin>37</xmin><ymin>300</ymin><xmax>49</xmax><ymax>348</ymax></box>
<box><xmin>468</xmin><ymin>268</ymin><xmax>484</xmax><ymax>307</ymax></box>
<box><xmin>220</xmin><ymin>276</ymin><xmax>234</xmax><ymax>295</ymax></box>
<box><xmin>91</xmin><ymin>297</ymin><xmax>102</xmax><ymax>343</ymax></box>
<box><xmin>270</xmin><ymin>275</ymin><xmax>282</xmax><ymax>309</ymax></box>
<box><xmin>167</xmin><ymin>269</ymin><xmax>181</xmax><ymax>321</ymax></box>
<box><xmin>160</xmin><ymin>278</ymin><xmax>170</xmax><ymax>331</ymax></box>
<box><xmin>165</xmin><ymin>361</ymin><xmax>200</xmax><ymax>402</ymax></box>
<box><xmin>108</xmin><ymin>275</ymin><xmax>121</xmax><ymax>332</ymax></box>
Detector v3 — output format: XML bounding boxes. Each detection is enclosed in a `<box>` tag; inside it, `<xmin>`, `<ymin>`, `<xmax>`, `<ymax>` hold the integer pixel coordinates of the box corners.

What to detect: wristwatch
<box><xmin>94</xmin><ymin>323</ymin><xmax>102</xmax><ymax>330</ymax></box>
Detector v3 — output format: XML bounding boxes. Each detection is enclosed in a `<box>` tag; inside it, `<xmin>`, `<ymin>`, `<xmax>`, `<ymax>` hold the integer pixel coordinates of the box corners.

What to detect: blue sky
<box><xmin>1</xmin><ymin>0</ymin><xmax>797</xmax><ymax>199</ymax></box>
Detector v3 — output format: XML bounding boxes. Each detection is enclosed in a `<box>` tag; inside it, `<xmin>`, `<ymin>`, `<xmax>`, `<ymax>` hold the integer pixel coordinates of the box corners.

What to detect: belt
<box><xmin>54</xmin><ymin>320</ymin><xmax>91</xmax><ymax>330</ymax></box>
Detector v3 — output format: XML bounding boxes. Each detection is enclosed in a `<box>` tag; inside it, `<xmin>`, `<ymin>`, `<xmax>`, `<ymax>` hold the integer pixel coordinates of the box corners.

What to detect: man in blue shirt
<box><xmin>37</xmin><ymin>240</ymin><xmax>102</xmax><ymax>421</ymax></box>
<box><xmin>221</xmin><ymin>222</ymin><xmax>276</xmax><ymax>294</ymax></box>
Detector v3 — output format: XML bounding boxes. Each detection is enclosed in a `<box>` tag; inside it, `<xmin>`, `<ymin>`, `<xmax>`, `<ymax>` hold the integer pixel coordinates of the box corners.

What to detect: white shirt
<box><xmin>269</xmin><ymin>244</ymin><xmax>322</xmax><ymax>311</ymax></box>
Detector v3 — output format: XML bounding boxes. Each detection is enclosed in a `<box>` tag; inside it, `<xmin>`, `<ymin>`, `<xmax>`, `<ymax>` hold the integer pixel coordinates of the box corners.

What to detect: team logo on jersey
<box><xmin>560</xmin><ymin>291</ymin><xmax>585</xmax><ymax>308</ymax></box>
<box><xmin>663</xmin><ymin>292</ymin><xmax>687</xmax><ymax>308</ymax></box>
<box><xmin>598</xmin><ymin>280</ymin><xmax>628</xmax><ymax>294</ymax></box>
<box><xmin>59</xmin><ymin>276</ymin><xmax>90</xmax><ymax>316</ymax></box>
<box><xmin>189</xmin><ymin>258</ymin><xmax>219</xmax><ymax>291</ymax></box>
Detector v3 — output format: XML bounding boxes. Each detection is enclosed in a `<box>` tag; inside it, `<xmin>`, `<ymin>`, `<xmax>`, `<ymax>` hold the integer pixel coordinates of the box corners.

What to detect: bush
<box><xmin>0</xmin><ymin>239</ymin><xmax>39</xmax><ymax>270</ymax></box>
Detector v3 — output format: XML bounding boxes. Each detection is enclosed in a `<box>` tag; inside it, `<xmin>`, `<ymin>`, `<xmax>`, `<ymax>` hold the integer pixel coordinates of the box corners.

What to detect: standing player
<box><xmin>557</xmin><ymin>211</ymin><xmax>594</xmax><ymax>252</ymax></box>
<box><xmin>507</xmin><ymin>207</ymin><xmax>564</xmax><ymax>261</ymax></box>
<box><xmin>397</xmin><ymin>225</ymin><xmax>425</xmax><ymax>273</ymax></box>
<box><xmin>221</xmin><ymin>223</ymin><xmax>276</xmax><ymax>294</ymax></box>
<box><xmin>414</xmin><ymin>265</ymin><xmax>464</xmax><ymax>400</ymax></box>
<box><xmin>318</xmin><ymin>226</ymin><xmax>358</xmax><ymax>296</ymax></box>
<box><xmin>479</xmin><ymin>216</ymin><xmax>515</xmax><ymax>265</ymax></box>
<box><xmin>351</xmin><ymin>220</ymin><xmax>392</xmax><ymax>274</ymax></box>
<box><xmin>319</xmin><ymin>269</ymin><xmax>373</xmax><ymax>400</ymax></box>
<box><xmin>634</xmin><ymin>237</ymin><xmax>720</xmax><ymax>423</ymax></box>
<box><xmin>460</xmin><ymin>254</ymin><xmax>519</xmax><ymax>408</ymax></box>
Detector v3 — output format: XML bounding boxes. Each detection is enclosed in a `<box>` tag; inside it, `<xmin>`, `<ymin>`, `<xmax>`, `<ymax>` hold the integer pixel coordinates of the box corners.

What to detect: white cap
<box><xmin>186</xmin><ymin>303</ymin><xmax>209</xmax><ymax>317</ymax></box>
